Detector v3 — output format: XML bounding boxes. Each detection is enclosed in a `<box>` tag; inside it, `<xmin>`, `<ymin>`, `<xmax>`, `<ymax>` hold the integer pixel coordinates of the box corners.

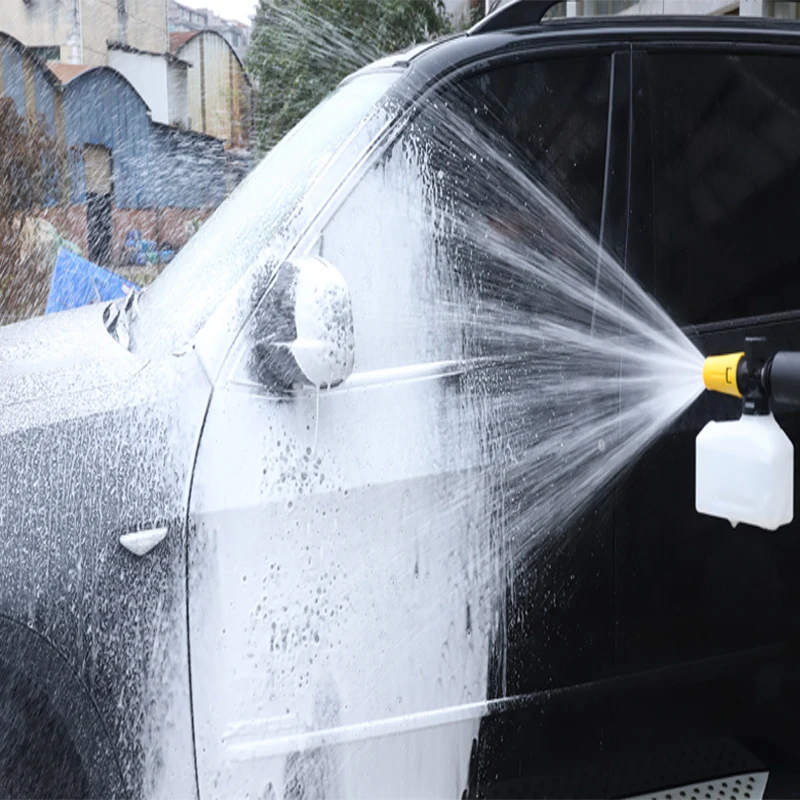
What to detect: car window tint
<box><xmin>462</xmin><ymin>56</ymin><xmax>611</xmax><ymax>242</ymax></box>
<box><xmin>316</xmin><ymin>54</ymin><xmax>612</xmax><ymax>373</ymax></box>
<box><xmin>629</xmin><ymin>52</ymin><xmax>800</xmax><ymax>327</ymax></box>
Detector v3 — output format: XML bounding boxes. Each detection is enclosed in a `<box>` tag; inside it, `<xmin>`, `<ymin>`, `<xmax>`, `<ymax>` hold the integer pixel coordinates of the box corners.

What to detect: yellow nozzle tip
<box><xmin>703</xmin><ymin>352</ymin><xmax>744</xmax><ymax>398</ymax></box>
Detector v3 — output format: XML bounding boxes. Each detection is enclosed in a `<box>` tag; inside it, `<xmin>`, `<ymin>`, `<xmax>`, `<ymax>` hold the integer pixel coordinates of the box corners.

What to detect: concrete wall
<box><xmin>124</xmin><ymin>0</ymin><xmax>169</xmax><ymax>54</ymax></box>
<box><xmin>1</xmin><ymin>0</ymin><xmax>167</xmax><ymax>67</ymax></box>
<box><xmin>167</xmin><ymin>60</ymin><xmax>189</xmax><ymax>128</ymax></box>
<box><xmin>80</xmin><ymin>0</ymin><xmax>168</xmax><ymax>65</ymax></box>
<box><xmin>78</xmin><ymin>0</ymin><xmax>124</xmax><ymax>65</ymax></box>
<box><xmin>182</xmin><ymin>36</ymin><xmax>202</xmax><ymax>133</ymax></box>
<box><xmin>108</xmin><ymin>48</ymin><xmax>170</xmax><ymax>124</ymax></box>
<box><xmin>200</xmin><ymin>33</ymin><xmax>228</xmax><ymax>140</ymax></box>
<box><xmin>0</xmin><ymin>0</ymin><xmax>77</xmax><ymax>62</ymax></box>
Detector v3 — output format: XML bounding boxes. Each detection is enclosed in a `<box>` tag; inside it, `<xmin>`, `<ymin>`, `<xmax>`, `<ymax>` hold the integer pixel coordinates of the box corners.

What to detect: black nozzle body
<box><xmin>737</xmin><ymin>336</ymin><xmax>771</xmax><ymax>415</ymax></box>
<box><xmin>764</xmin><ymin>351</ymin><xmax>800</xmax><ymax>407</ymax></box>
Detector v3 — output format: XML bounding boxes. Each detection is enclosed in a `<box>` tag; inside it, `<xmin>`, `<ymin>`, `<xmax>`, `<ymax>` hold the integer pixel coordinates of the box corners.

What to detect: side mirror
<box><xmin>248</xmin><ymin>255</ymin><xmax>355</xmax><ymax>391</ymax></box>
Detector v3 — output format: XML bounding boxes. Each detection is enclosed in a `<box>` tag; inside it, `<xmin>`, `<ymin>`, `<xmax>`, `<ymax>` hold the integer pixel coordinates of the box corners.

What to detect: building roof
<box><xmin>45</xmin><ymin>63</ymin><xmax>153</xmax><ymax>114</ymax></box>
<box><xmin>46</xmin><ymin>62</ymin><xmax>92</xmax><ymax>84</ymax></box>
<box><xmin>108</xmin><ymin>40</ymin><xmax>191</xmax><ymax>67</ymax></box>
<box><xmin>151</xmin><ymin>119</ymin><xmax>224</xmax><ymax>143</ymax></box>
<box><xmin>169</xmin><ymin>28</ymin><xmax>249</xmax><ymax>76</ymax></box>
<box><xmin>169</xmin><ymin>31</ymin><xmax>197</xmax><ymax>54</ymax></box>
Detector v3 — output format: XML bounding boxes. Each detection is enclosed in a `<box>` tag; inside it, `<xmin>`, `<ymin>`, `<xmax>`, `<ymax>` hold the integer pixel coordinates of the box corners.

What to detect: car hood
<box><xmin>0</xmin><ymin>303</ymin><xmax>141</xmax><ymax>411</ymax></box>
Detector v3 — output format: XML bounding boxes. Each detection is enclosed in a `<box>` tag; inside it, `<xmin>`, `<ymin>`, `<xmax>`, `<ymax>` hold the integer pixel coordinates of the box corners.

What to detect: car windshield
<box><xmin>130</xmin><ymin>69</ymin><xmax>401</xmax><ymax>356</ymax></box>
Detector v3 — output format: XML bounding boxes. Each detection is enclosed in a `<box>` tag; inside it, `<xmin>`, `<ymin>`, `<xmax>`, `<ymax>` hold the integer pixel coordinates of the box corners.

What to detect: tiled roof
<box><xmin>169</xmin><ymin>31</ymin><xmax>198</xmax><ymax>53</ymax></box>
<box><xmin>46</xmin><ymin>61</ymin><xmax>92</xmax><ymax>83</ymax></box>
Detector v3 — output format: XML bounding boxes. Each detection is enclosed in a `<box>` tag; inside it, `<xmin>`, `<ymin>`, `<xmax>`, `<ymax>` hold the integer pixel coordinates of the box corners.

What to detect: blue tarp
<box><xmin>45</xmin><ymin>248</ymin><xmax>139</xmax><ymax>315</ymax></box>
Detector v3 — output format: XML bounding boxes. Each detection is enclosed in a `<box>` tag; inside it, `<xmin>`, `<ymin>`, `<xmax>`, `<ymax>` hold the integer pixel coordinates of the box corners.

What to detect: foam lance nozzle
<box><xmin>702</xmin><ymin>351</ymin><xmax>744</xmax><ymax>398</ymax></box>
<box><xmin>703</xmin><ymin>337</ymin><xmax>800</xmax><ymax>413</ymax></box>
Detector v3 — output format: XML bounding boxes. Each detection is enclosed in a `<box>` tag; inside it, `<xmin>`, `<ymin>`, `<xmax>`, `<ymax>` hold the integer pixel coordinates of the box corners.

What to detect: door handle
<box><xmin>119</xmin><ymin>527</ymin><xmax>168</xmax><ymax>557</ymax></box>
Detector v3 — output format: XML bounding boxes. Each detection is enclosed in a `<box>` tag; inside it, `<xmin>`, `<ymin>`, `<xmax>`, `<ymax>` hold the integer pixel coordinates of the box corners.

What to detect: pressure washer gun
<box><xmin>698</xmin><ymin>337</ymin><xmax>800</xmax><ymax>531</ymax></box>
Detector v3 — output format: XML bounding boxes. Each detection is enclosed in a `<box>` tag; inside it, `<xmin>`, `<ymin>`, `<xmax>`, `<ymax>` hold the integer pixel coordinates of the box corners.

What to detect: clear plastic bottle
<box><xmin>696</xmin><ymin>412</ymin><xmax>793</xmax><ymax>531</ymax></box>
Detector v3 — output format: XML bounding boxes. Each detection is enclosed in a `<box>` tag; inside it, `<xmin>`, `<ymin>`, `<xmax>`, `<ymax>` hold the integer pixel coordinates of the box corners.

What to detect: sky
<box><xmin>180</xmin><ymin>0</ymin><xmax>258</xmax><ymax>25</ymax></box>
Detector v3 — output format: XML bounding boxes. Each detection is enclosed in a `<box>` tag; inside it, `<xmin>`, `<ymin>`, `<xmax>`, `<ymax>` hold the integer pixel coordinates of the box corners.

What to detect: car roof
<box><xmin>351</xmin><ymin>13</ymin><xmax>800</xmax><ymax>92</ymax></box>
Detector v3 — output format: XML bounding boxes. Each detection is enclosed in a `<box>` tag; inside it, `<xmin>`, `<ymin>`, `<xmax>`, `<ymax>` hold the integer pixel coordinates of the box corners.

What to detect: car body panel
<box><xmin>190</xmin><ymin>31</ymin><xmax>618</xmax><ymax>800</ymax></box>
<box><xmin>187</xmin><ymin>119</ymin><xmax>499</xmax><ymax>795</ymax></box>
<box><xmin>189</xmin><ymin>376</ymin><xmax>492</xmax><ymax>798</ymax></box>
<box><xmin>611</xmin><ymin>40</ymin><xmax>800</xmax><ymax>797</ymax></box>
<box><xmin>4</xmin><ymin>15</ymin><xmax>800</xmax><ymax>800</ymax></box>
<box><xmin>0</xmin><ymin>303</ymin><xmax>211</xmax><ymax>796</ymax></box>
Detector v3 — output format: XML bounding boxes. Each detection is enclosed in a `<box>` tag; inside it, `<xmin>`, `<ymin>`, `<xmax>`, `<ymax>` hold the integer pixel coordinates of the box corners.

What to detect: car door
<box><xmin>464</xmin><ymin>47</ymin><xmax>631</xmax><ymax>800</ymax></box>
<box><xmin>613</xmin><ymin>44</ymin><xmax>800</xmax><ymax>798</ymax></box>
<box><xmin>187</xmin><ymin>46</ymin><xmax>621</xmax><ymax>800</ymax></box>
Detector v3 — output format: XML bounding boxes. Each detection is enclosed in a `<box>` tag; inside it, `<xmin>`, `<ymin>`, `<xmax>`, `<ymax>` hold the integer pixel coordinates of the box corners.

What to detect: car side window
<box><xmin>461</xmin><ymin>55</ymin><xmax>612</xmax><ymax>242</ymax></box>
<box><xmin>315</xmin><ymin>54</ymin><xmax>612</xmax><ymax>373</ymax></box>
<box><xmin>628</xmin><ymin>51</ymin><xmax>800</xmax><ymax>327</ymax></box>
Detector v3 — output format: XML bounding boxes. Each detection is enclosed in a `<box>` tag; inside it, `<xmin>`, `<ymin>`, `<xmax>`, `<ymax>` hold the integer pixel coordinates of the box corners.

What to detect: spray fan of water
<box><xmin>245</xmin><ymin>7</ymin><xmax>706</xmax><ymax>567</ymax></box>
<box><xmin>365</xmin><ymin>84</ymin><xmax>709</xmax><ymax>570</ymax></box>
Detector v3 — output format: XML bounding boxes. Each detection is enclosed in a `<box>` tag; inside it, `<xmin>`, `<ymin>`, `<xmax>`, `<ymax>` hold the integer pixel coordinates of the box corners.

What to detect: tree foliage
<box><xmin>469</xmin><ymin>2</ymin><xmax>486</xmax><ymax>25</ymax></box>
<box><xmin>247</xmin><ymin>0</ymin><xmax>451</xmax><ymax>152</ymax></box>
<box><xmin>0</xmin><ymin>98</ymin><xmax>65</xmax><ymax>325</ymax></box>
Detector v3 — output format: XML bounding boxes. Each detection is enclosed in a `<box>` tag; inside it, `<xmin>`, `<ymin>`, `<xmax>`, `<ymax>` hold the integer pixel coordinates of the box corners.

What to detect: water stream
<box><xmin>387</xmin><ymin>91</ymin><xmax>707</xmax><ymax>566</ymax></box>
<box><xmin>329</xmin><ymin>87</ymin><xmax>712</xmax><ymax>713</ymax></box>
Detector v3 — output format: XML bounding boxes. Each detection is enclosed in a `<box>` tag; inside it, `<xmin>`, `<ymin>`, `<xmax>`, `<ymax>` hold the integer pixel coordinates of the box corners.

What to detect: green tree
<box><xmin>469</xmin><ymin>2</ymin><xmax>486</xmax><ymax>25</ymax></box>
<box><xmin>247</xmin><ymin>0</ymin><xmax>451</xmax><ymax>152</ymax></box>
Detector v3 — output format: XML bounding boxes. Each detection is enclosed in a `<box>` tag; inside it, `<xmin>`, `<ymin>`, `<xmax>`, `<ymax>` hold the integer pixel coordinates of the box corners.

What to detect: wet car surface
<box><xmin>3</xmin><ymin>5</ymin><xmax>800</xmax><ymax>799</ymax></box>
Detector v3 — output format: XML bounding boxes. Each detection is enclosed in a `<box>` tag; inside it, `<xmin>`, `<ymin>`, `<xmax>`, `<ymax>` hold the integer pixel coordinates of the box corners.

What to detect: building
<box><xmin>1</xmin><ymin>0</ymin><xmax>169</xmax><ymax>67</ymax></box>
<box><xmin>47</xmin><ymin>59</ymin><xmax>227</xmax><ymax>265</ymax></box>
<box><xmin>170</xmin><ymin>30</ymin><xmax>251</xmax><ymax>148</ymax></box>
<box><xmin>168</xmin><ymin>0</ymin><xmax>251</xmax><ymax>61</ymax></box>
<box><xmin>0</xmin><ymin>31</ymin><xmax>226</xmax><ymax>273</ymax></box>
<box><xmin>107</xmin><ymin>42</ymin><xmax>190</xmax><ymax>128</ymax></box>
<box><xmin>1</xmin><ymin>0</ymin><xmax>253</xmax><ymax>264</ymax></box>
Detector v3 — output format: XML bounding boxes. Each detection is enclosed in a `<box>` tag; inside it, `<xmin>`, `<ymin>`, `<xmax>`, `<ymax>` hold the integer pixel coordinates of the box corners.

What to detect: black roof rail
<box><xmin>469</xmin><ymin>0</ymin><xmax>563</xmax><ymax>34</ymax></box>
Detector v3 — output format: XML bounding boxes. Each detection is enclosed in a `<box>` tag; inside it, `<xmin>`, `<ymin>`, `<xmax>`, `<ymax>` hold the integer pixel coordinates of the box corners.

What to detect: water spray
<box><xmin>698</xmin><ymin>337</ymin><xmax>800</xmax><ymax>531</ymax></box>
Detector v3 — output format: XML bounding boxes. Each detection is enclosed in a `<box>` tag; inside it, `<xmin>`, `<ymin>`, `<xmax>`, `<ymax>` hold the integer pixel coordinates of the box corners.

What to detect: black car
<box><xmin>3</xmin><ymin>1</ymin><xmax>800</xmax><ymax>798</ymax></box>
